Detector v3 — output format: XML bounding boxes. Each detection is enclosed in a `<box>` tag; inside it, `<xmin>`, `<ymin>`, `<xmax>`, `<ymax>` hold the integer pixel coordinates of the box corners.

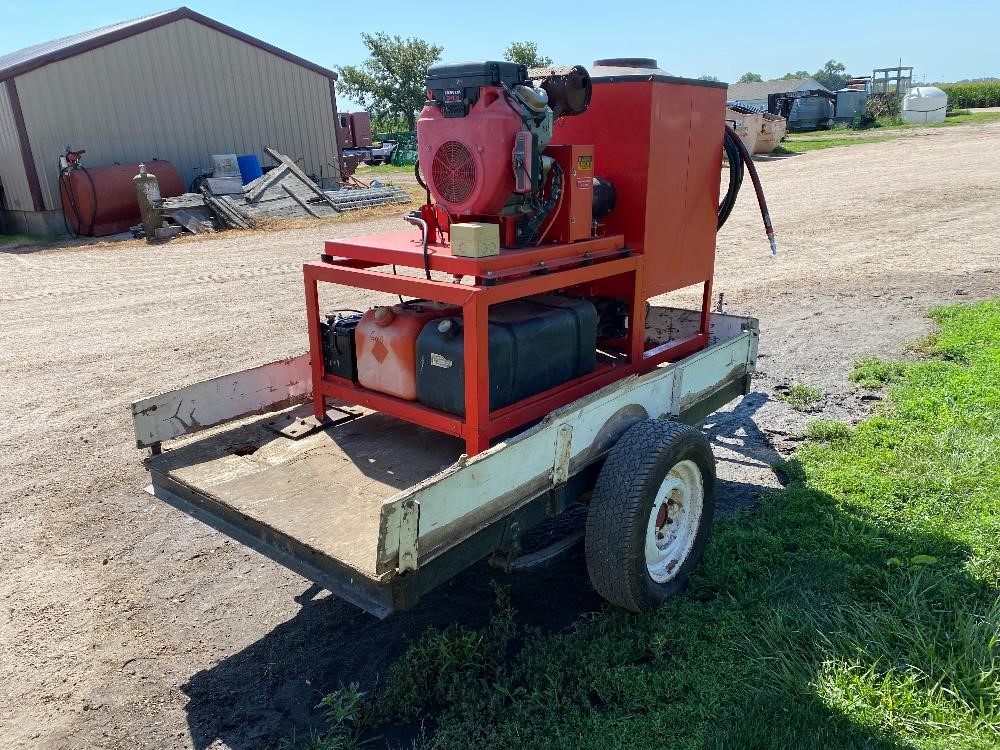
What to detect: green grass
<box><xmin>921</xmin><ymin>111</ymin><xmax>1000</xmax><ymax>128</ymax></box>
<box><xmin>777</xmin><ymin>382</ymin><xmax>824</xmax><ymax>410</ymax></box>
<box><xmin>850</xmin><ymin>356</ymin><xmax>909</xmax><ymax>389</ymax></box>
<box><xmin>772</xmin><ymin>111</ymin><xmax>1000</xmax><ymax>155</ymax></box>
<box><xmin>805</xmin><ymin>419</ymin><xmax>854</xmax><ymax>442</ymax></box>
<box><xmin>355</xmin><ymin>163</ymin><xmax>414</xmax><ymax>175</ymax></box>
<box><xmin>0</xmin><ymin>232</ymin><xmax>49</xmax><ymax>245</ymax></box>
<box><xmin>773</xmin><ymin>135</ymin><xmax>896</xmax><ymax>154</ymax></box>
<box><xmin>301</xmin><ymin>300</ymin><xmax>1000</xmax><ymax>750</ymax></box>
<box><xmin>870</xmin><ymin>111</ymin><xmax>1000</xmax><ymax>131</ymax></box>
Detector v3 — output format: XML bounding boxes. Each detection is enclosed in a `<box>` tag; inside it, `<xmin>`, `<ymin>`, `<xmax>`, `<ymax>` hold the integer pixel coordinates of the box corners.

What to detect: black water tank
<box><xmin>416</xmin><ymin>295</ymin><xmax>597</xmax><ymax>416</ymax></box>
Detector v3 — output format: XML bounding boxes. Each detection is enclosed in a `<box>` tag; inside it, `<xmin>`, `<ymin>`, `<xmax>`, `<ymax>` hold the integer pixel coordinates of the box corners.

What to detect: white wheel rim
<box><xmin>644</xmin><ymin>459</ymin><xmax>705</xmax><ymax>583</ymax></box>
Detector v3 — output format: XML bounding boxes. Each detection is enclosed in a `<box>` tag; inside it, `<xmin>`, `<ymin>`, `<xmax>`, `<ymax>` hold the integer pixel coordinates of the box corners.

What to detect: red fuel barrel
<box><xmin>59</xmin><ymin>160</ymin><xmax>184</xmax><ymax>236</ymax></box>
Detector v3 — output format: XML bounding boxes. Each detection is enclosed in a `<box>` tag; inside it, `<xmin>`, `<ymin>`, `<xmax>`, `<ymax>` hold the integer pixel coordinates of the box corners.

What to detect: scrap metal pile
<box><xmin>154</xmin><ymin>147</ymin><xmax>411</xmax><ymax>236</ymax></box>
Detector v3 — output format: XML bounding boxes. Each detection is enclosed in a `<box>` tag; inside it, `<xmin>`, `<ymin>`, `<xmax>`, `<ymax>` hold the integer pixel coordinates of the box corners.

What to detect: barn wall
<box><xmin>15</xmin><ymin>18</ymin><xmax>339</xmax><ymax>211</ymax></box>
<box><xmin>0</xmin><ymin>82</ymin><xmax>33</xmax><ymax>213</ymax></box>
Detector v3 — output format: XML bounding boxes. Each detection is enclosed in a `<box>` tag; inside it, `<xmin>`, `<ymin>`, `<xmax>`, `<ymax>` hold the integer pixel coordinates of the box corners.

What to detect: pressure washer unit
<box><xmin>306</xmin><ymin>58</ymin><xmax>774</xmax><ymax>457</ymax></box>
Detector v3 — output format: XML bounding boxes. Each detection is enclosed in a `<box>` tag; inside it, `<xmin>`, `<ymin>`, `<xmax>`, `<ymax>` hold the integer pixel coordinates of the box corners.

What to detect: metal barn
<box><xmin>0</xmin><ymin>7</ymin><xmax>342</xmax><ymax>235</ymax></box>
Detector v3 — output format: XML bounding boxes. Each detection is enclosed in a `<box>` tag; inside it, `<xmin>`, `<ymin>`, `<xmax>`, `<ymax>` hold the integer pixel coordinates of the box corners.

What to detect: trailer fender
<box><xmin>567</xmin><ymin>403</ymin><xmax>650</xmax><ymax>473</ymax></box>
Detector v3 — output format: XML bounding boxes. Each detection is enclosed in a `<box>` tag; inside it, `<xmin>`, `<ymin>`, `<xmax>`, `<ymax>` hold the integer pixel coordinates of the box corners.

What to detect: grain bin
<box><xmin>902</xmin><ymin>87</ymin><xmax>948</xmax><ymax>124</ymax></box>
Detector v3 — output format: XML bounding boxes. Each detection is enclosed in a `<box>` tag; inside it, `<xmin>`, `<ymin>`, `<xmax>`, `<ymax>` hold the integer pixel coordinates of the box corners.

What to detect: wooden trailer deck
<box><xmin>147</xmin><ymin>409</ymin><xmax>463</xmax><ymax>581</ymax></box>
<box><xmin>136</xmin><ymin>307</ymin><xmax>759</xmax><ymax>617</ymax></box>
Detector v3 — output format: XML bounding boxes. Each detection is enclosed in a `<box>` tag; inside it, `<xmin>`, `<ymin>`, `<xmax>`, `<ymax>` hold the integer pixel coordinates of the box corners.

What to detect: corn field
<box><xmin>938</xmin><ymin>81</ymin><xmax>1000</xmax><ymax>109</ymax></box>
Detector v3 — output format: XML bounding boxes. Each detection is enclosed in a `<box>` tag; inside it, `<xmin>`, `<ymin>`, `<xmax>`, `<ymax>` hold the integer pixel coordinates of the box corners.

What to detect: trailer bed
<box><xmin>149</xmin><ymin>410</ymin><xmax>463</xmax><ymax>579</ymax></box>
<box><xmin>137</xmin><ymin>307</ymin><xmax>758</xmax><ymax>617</ymax></box>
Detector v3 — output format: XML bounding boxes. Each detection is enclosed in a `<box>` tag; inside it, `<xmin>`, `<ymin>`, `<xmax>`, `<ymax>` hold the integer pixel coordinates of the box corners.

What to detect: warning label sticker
<box><xmin>430</xmin><ymin>353</ymin><xmax>453</xmax><ymax>368</ymax></box>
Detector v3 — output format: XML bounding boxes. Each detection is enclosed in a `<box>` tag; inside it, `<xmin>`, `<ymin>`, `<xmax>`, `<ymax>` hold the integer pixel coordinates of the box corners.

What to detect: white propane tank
<box><xmin>902</xmin><ymin>87</ymin><xmax>949</xmax><ymax>124</ymax></box>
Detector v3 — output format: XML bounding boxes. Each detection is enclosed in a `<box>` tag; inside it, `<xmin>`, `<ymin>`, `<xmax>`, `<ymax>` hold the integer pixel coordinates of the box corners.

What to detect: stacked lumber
<box><xmin>160</xmin><ymin>193</ymin><xmax>215</xmax><ymax>234</ymax></box>
<box><xmin>154</xmin><ymin>147</ymin><xmax>412</xmax><ymax>236</ymax></box>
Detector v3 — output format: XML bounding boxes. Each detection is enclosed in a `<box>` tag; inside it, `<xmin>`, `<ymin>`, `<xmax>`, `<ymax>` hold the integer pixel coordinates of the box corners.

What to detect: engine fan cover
<box><xmin>431</xmin><ymin>141</ymin><xmax>477</xmax><ymax>204</ymax></box>
<box><xmin>417</xmin><ymin>87</ymin><xmax>525</xmax><ymax>216</ymax></box>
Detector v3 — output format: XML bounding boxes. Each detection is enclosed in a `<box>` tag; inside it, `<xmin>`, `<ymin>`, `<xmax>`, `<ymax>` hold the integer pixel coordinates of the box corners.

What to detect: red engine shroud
<box><xmin>416</xmin><ymin>87</ymin><xmax>524</xmax><ymax>216</ymax></box>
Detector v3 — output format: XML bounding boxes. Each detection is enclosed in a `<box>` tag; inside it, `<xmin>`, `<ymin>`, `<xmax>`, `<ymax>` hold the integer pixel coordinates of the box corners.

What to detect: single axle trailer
<box><xmin>132</xmin><ymin>307</ymin><xmax>757</xmax><ymax>618</ymax></box>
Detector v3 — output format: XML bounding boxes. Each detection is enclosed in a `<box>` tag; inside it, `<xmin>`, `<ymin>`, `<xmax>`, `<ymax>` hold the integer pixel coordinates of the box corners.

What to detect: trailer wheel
<box><xmin>585</xmin><ymin>420</ymin><xmax>715</xmax><ymax>611</ymax></box>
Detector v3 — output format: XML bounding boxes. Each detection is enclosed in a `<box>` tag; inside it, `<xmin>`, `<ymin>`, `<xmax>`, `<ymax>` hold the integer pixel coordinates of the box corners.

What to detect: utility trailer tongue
<box><xmin>133</xmin><ymin>308</ymin><xmax>758</xmax><ymax>618</ymax></box>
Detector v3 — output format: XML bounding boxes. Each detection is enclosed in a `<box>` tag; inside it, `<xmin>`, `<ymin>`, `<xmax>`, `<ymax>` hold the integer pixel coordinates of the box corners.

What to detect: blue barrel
<box><xmin>236</xmin><ymin>154</ymin><xmax>263</xmax><ymax>184</ymax></box>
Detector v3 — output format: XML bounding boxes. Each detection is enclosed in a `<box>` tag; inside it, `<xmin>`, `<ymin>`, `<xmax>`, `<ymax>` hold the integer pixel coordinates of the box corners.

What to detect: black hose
<box><xmin>414</xmin><ymin>160</ymin><xmax>431</xmax><ymax>204</ymax></box>
<box><xmin>404</xmin><ymin>213</ymin><xmax>431</xmax><ymax>280</ymax></box>
<box><xmin>718</xmin><ymin>128</ymin><xmax>744</xmax><ymax>230</ymax></box>
<box><xmin>724</xmin><ymin>123</ymin><xmax>778</xmax><ymax>254</ymax></box>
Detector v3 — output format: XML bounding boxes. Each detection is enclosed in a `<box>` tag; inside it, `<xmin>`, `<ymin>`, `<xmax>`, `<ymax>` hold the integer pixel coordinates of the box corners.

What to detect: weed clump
<box><xmin>777</xmin><ymin>382</ymin><xmax>824</xmax><ymax>410</ymax></box>
<box><xmin>851</xmin><ymin>356</ymin><xmax>908</xmax><ymax>389</ymax></box>
<box><xmin>805</xmin><ymin>419</ymin><xmax>853</xmax><ymax>442</ymax></box>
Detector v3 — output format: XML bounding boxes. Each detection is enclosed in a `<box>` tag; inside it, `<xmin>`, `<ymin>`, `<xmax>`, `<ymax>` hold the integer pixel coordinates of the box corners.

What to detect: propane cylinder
<box><xmin>133</xmin><ymin>163</ymin><xmax>162</xmax><ymax>242</ymax></box>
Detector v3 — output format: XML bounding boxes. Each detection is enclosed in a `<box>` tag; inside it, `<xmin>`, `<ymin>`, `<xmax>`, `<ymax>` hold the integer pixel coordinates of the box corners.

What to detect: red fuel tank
<box><xmin>356</xmin><ymin>301</ymin><xmax>459</xmax><ymax>400</ymax></box>
<box><xmin>59</xmin><ymin>160</ymin><xmax>184</xmax><ymax>236</ymax></box>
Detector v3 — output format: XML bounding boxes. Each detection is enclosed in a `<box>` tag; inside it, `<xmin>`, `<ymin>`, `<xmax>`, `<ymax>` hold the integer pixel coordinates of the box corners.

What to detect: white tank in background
<box><xmin>902</xmin><ymin>87</ymin><xmax>949</xmax><ymax>124</ymax></box>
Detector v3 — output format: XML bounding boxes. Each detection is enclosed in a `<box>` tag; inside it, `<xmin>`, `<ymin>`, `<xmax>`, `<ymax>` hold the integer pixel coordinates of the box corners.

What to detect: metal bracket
<box><xmin>668</xmin><ymin>370</ymin><xmax>685</xmax><ymax>418</ymax></box>
<box><xmin>266</xmin><ymin>407</ymin><xmax>357</xmax><ymax>440</ymax></box>
<box><xmin>552</xmin><ymin>423</ymin><xmax>573</xmax><ymax>486</ymax></box>
<box><xmin>398</xmin><ymin>499</ymin><xmax>420</xmax><ymax>573</ymax></box>
<box><xmin>487</xmin><ymin>518</ymin><xmax>522</xmax><ymax>573</ymax></box>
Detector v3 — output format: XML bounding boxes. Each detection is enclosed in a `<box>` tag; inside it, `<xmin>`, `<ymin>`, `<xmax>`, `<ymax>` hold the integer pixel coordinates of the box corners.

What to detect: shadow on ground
<box><xmin>182</xmin><ymin>395</ymin><xmax>785</xmax><ymax>749</ymax></box>
<box><xmin>182</xmin><ymin>547</ymin><xmax>604</xmax><ymax>749</ymax></box>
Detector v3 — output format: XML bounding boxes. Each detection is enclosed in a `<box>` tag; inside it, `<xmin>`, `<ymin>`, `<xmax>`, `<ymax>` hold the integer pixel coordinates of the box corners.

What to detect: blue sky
<box><xmin>2</xmin><ymin>0</ymin><xmax>997</xmax><ymax>108</ymax></box>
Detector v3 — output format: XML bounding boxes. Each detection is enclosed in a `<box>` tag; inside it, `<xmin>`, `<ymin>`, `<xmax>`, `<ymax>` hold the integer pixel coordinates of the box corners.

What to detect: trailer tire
<box><xmin>584</xmin><ymin>419</ymin><xmax>715</xmax><ymax>612</ymax></box>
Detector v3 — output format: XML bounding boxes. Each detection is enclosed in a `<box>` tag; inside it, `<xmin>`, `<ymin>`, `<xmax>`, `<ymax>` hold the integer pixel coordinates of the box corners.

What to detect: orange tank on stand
<box><xmin>355</xmin><ymin>302</ymin><xmax>459</xmax><ymax>400</ymax></box>
<box><xmin>59</xmin><ymin>160</ymin><xmax>184</xmax><ymax>236</ymax></box>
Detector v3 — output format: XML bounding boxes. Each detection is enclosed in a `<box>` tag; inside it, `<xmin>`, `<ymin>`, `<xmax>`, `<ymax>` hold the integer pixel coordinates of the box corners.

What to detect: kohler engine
<box><xmin>417</xmin><ymin>61</ymin><xmax>592</xmax><ymax>246</ymax></box>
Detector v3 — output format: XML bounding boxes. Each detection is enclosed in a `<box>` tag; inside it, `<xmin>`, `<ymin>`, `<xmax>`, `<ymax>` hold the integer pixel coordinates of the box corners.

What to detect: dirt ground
<box><xmin>1</xmin><ymin>121</ymin><xmax>999</xmax><ymax>750</ymax></box>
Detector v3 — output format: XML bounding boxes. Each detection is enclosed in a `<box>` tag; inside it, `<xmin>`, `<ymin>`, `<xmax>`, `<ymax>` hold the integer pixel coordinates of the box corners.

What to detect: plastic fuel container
<box><xmin>415</xmin><ymin>295</ymin><xmax>597</xmax><ymax>415</ymax></box>
<box><xmin>356</xmin><ymin>302</ymin><xmax>458</xmax><ymax>400</ymax></box>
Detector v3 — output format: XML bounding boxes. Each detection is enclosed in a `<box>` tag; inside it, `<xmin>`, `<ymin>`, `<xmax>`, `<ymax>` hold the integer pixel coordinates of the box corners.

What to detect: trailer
<box><xmin>131</xmin><ymin>306</ymin><xmax>757</xmax><ymax>618</ymax></box>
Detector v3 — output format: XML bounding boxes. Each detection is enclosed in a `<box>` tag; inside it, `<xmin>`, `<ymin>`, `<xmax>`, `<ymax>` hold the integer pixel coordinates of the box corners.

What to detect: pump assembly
<box><xmin>306</xmin><ymin>58</ymin><xmax>776</xmax><ymax>457</ymax></box>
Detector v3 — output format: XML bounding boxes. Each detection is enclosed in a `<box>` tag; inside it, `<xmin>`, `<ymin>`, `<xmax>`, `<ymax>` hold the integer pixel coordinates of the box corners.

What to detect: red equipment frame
<box><xmin>306</xmin><ymin>231</ymin><xmax>712</xmax><ymax>456</ymax></box>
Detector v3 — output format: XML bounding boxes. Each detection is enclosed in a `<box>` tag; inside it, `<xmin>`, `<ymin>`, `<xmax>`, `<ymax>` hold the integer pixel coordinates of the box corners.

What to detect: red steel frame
<box><xmin>305</xmin><ymin>232</ymin><xmax>712</xmax><ymax>456</ymax></box>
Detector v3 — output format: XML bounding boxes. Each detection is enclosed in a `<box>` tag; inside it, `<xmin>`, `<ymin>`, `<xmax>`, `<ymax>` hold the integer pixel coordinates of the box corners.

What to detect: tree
<box><xmin>813</xmin><ymin>59</ymin><xmax>849</xmax><ymax>90</ymax></box>
<box><xmin>737</xmin><ymin>72</ymin><xmax>763</xmax><ymax>83</ymax></box>
<box><xmin>697</xmin><ymin>74</ymin><xmax>719</xmax><ymax>82</ymax></box>
<box><xmin>504</xmin><ymin>41</ymin><xmax>552</xmax><ymax>68</ymax></box>
<box><xmin>338</xmin><ymin>33</ymin><xmax>443</xmax><ymax>131</ymax></box>
<box><xmin>781</xmin><ymin>70</ymin><xmax>811</xmax><ymax>80</ymax></box>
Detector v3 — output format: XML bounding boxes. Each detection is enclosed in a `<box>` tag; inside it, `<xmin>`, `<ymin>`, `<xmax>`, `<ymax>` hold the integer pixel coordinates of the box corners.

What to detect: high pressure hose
<box><xmin>722</xmin><ymin>124</ymin><xmax>778</xmax><ymax>254</ymax></box>
<box><xmin>718</xmin><ymin>131</ymin><xmax>744</xmax><ymax>229</ymax></box>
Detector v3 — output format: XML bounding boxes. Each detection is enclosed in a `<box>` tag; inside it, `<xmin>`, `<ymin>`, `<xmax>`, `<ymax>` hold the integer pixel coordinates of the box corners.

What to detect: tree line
<box><xmin>732</xmin><ymin>60</ymin><xmax>851</xmax><ymax>90</ymax></box>
<box><xmin>338</xmin><ymin>36</ymin><xmax>553</xmax><ymax>132</ymax></box>
<box><xmin>338</xmin><ymin>34</ymin><xmax>855</xmax><ymax>132</ymax></box>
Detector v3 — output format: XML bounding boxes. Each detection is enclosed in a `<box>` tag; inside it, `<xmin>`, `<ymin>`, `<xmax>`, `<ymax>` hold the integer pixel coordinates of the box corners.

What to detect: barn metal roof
<box><xmin>0</xmin><ymin>7</ymin><xmax>337</xmax><ymax>81</ymax></box>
